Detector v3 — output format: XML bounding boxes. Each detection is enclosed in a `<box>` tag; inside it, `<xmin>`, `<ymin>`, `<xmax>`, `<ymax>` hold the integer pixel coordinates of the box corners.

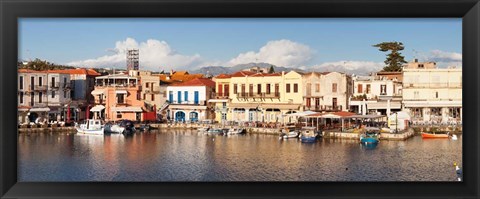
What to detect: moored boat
<box><xmin>207</xmin><ymin>128</ymin><xmax>225</xmax><ymax>135</ymax></box>
<box><xmin>104</xmin><ymin>122</ymin><xmax>125</xmax><ymax>134</ymax></box>
<box><xmin>299</xmin><ymin>127</ymin><xmax>318</xmax><ymax>143</ymax></box>
<box><xmin>360</xmin><ymin>130</ymin><xmax>379</xmax><ymax>145</ymax></box>
<box><xmin>421</xmin><ymin>132</ymin><xmax>449</xmax><ymax>138</ymax></box>
<box><xmin>227</xmin><ymin>128</ymin><xmax>245</xmax><ymax>135</ymax></box>
<box><xmin>279</xmin><ymin>126</ymin><xmax>299</xmax><ymax>139</ymax></box>
<box><xmin>75</xmin><ymin>119</ymin><xmax>104</xmax><ymax>135</ymax></box>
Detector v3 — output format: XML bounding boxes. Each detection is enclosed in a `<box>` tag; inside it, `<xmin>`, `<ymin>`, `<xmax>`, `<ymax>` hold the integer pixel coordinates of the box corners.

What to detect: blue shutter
<box><xmin>184</xmin><ymin>91</ymin><xmax>188</xmax><ymax>102</ymax></box>
<box><xmin>194</xmin><ymin>91</ymin><xmax>199</xmax><ymax>105</ymax></box>
<box><xmin>178</xmin><ymin>91</ymin><xmax>182</xmax><ymax>103</ymax></box>
<box><xmin>169</xmin><ymin>92</ymin><xmax>173</xmax><ymax>103</ymax></box>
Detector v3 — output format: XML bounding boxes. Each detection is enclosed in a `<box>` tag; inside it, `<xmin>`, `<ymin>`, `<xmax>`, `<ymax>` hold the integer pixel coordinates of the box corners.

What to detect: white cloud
<box><xmin>420</xmin><ymin>50</ymin><xmax>462</xmax><ymax>68</ymax></box>
<box><xmin>67</xmin><ymin>38</ymin><xmax>203</xmax><ymax>70</ymax></box>
<box><xmin>304</xmin><ymin>61</ymin><xmax>384</xmax><ymax>75</ymax></box>
<box><xmin>227</xmin><ymin>39</ymin><xmax>314</xmax><ymax>67</ymax></box>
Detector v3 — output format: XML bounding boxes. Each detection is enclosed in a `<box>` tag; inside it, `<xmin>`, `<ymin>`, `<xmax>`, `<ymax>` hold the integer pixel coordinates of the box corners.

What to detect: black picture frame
<box><xmin>1</xmin><ymin>0</ymin><xmax>479</xmax><ymax>198</ymax></box>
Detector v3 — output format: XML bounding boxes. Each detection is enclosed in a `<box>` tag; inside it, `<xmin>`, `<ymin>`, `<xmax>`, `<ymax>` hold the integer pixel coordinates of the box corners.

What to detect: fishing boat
<box><xmin>75</xmin><ymin>119</ymin><xmax>104</xmax><ymax>135</ymax></box>
<box><xmin>118</xmin><ymin>120</ymin><xmax>136</xmax><ymax>136</ymax></box>
<box><xmin>421</xmin><ymin>132</ymin><xmax>449</xmax><ymax>138</ymax></box>
<box><xmin>279</xmin><ymin>126</ymin><xmax>299</xmax><ymax>139</ymax></box>
<box><xmin>299</xmin><ymin>127</ymin><xmax>318</xmax><ymax>143</ymax></box>
<box><xmin>360</xmin><ymin>130</ymin><xmax>379</xmax><ymax>145</ymax></box>
<box><xmin>227</xmin><ymin>128</ymin><xmax>245</xmax><ymax>135</ymax></box>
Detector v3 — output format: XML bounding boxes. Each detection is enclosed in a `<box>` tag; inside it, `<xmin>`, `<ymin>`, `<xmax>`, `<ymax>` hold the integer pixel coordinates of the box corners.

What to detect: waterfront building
<box><xmin>402</xmin><ymin>60</ymin><xmax>462</xmax><ymax>124</ymax></box>
<box><xmin>349</xmin><ymin>73</ymin><xmax>402</xmax><ymax>116</ymax></box>
<box><xmin>166</xmin><ymin>78</ymin><xmax>216</xmax><ymax>122</ymax></box>
<box><xmin>302</xmin><ymin>72</ymin><xmax>352</xmax><ymax>113</ymax></box>
<box><xmin>47</xmin><ymin>68</ymin><xmax>101</xmax><ymax>121</ymax></box>
<box><xmin>18</xmin><ymin>69</ymin><xmax>72</xmax><ymax>124</ymax></box>
<box><xmin>91</xmin><ymin>72</ymin><xmax>145</xmax><ymax>121</ymax></box>
<box><xmin>210</xmin><ymin>70</ymin><xmax>304</xmax><ymax>124</ymax></box>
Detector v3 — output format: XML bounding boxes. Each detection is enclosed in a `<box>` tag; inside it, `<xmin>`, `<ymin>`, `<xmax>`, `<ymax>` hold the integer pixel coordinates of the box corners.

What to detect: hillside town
<box><xmin>17</xmin><ymin>53</ymin><xmax>462</xmax><ymax>134</ymax></box>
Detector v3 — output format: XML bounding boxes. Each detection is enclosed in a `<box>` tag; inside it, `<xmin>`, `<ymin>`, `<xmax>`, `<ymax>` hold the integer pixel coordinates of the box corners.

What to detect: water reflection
<box><xmin>18</xmin><ymin>131</ymin><xmax>462</xmax><ymax>182</ymax></box>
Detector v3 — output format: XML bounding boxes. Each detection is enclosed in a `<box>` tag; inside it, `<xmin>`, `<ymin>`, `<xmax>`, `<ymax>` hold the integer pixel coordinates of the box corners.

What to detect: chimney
<box><xmin>413</xmin><ymin>58</ymin><xmax>418</xmax><ymax>63</ymax></box>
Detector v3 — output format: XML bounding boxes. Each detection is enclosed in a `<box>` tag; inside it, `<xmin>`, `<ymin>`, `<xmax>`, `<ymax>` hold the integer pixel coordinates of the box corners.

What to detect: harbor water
<box><xmin>18</xmin><ymin>130</ymin><xmax>462</xmax><ymax>181</ymax></box>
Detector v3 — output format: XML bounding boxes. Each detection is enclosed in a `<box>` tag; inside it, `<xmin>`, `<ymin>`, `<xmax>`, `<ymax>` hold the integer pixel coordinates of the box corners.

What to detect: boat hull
<box><xmin>76</xmin><ymin>127</ymin><xmax>104</xmax><ymax>135</ymax></box>
<box><xmin>360</xmin><ymin>137</ymin><xmax>379</xmax><ymax>144</ymax></box>
<box><xmin>422</xmin><ymin>133</ymin><xmax>449</xmax><ymax>138</ymax></box>
<box><xmin>300</xmin><ymin>136</ymin><xmax>317</xmax><ymax>143</ymax></box>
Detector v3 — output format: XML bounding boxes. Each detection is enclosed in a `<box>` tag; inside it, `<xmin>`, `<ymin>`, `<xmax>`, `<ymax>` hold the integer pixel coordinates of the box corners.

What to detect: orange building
<box><xmin>91</xmin><ymin>73</ymin><xmax>145</xmax><ymax>122</ymax></box>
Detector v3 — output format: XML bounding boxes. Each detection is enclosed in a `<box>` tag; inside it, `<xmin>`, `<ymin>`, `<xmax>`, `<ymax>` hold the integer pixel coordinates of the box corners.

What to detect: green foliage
<box><xmin>372</xmin><ymin>42</ymin><xmax>407</xmax><ymax>72</ymax></box>
<box><xmin>268</xmin><ymin>65</ymin><xmax>275</xmax><ymax>74</ymax></box>
<box><xmin>18</xmin><ymin>58</ymin><xmax>75</xmax><ymax>71</ymax></box>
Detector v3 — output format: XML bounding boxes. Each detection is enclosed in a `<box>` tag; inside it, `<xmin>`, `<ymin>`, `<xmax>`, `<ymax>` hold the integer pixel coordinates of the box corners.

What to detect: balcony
<box><xmin>304</xmin><ymin>105</ymin><xmax>343</xmax><ymax>112</ymax></box>
<box><xmin>404</xmin><ymin>82</ymin><xmax>462</xmax><ymax>89</ymax></box>
<box><xmin>50</xmin><ymin>82</ymin><xmax>60</xmax><ymax>90</ymax></box>
<box><xmin>145</xmin><ymin>86</ymin><xmax>161</xmax><ymax>94</ymax></box>
<box><xmin>236</xmin><ymin>92</ymin><xmax>280</xmax><ymax>99</ymax></box>
<box><xmin>33</xmin><ymin>85</ymin><xmax>48</xmax><ymax>91</ymax></box>
<box><xmin>212</xmin><ymin>92</ymin><xmax>230</xmax><ymax>99</ymax></box>
<box><xmin>169</xmin><ymin>100</ymin><xmax>207</xmax><ymax>106</ymax></box>
<box><xmin>94</xmin><ymin>99</ymin><xmax>106</xmax><ymax>105</ymax></box>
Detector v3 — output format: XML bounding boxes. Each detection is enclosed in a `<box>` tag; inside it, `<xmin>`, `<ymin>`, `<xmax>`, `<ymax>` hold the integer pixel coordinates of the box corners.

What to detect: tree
<box><xmin>268</xmin><ymin>65</ymin><xmax>275</xmax><ymax>74</ymax></box>
<box><xmin>18</xmin><ymin>58</ymin><xmax>75</xmax><ymax>70</ymax></box>
<box><xmin>372</xmin><ymin>42</ymin><xmax>407</xmax><ymax>72</ymax></box>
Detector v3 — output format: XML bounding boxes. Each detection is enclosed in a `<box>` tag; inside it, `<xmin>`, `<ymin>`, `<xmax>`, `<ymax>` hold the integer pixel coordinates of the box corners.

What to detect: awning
<box><xmin>18</xmin><ymin>108</ymin><xmax>29</xmax><ymax>112</ymax></box>
<box><xmin>29</xmin><ymin>107</ymin><xmax>50</xmax><ymax>112</ymax></box>
<box><xmin>91</xmin><ymin>89</ymin><xmax>105</xmax><ymax>95</ymax></box>
<box><xmin>115</xmin><ymin>90</ymin><xmax>128</xmax><ymax>94</ymax></box>
<box><xmin>229</xmin><ymin>103</ymin><xmax>259</xmax><ymax>109</ymax></box>
<box><xmin>262</xmin><ymin>104</ymin><xmax>301</xmax><ymax>110</ymax></box>
<box><xmin>90</xmin><ymin>105</ymin><xmax>105</xmax><ymax>112</ymax></box>
<box><xmin>111</xmin><ymin>106</ymin><xmax>143</xmax><ymax>112</ymax></box>
<box><xmin>367</xmin><ymin>101</ymin><xmax>401</xmax><ymax>109</ymax></box>
<box><xmin>208</xmin><ymin>99</ymin><xmax>229</xmax><ymax>103</ymax></box>
<box><xmin>345</xmin><ymin>114</ymin><xmax>386</xmax><ymax>119</ymax></box>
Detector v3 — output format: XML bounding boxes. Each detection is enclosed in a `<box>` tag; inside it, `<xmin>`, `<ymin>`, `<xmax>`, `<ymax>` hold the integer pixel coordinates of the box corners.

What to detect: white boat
<box><xmin>198</xmin><ymin>127</ymin><xmax>210</xmax><ymax>133</ymax></box>
<box><xmin>75</xmin><ymin>119</ymin><xmax>104</xmax><ymax>135</ymax></box>
<box><xmin>104</xmin><ymin>122</ymin><xmax>125</xmax><ymax>134</ymax></box>
<box><xmin>227</xmin><ymin>128</ymin><xmax>245</xmax><ymax>135</ymax></box>
<box><xmin>279</xmin><ymin>126</ymin><xmax>299</xmax><ymax>139</ymax></box>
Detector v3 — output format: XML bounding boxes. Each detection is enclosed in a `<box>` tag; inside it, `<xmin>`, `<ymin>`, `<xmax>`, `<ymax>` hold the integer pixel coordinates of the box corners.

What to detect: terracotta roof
<box><xmin>18</xmin><ymin>68</ymin><xmax>101</xmax><ymax>76</ymax></box>
<box><xmin>229</xmin><ymin>71</ymin><xmax>257</xmax><ymax>77</ymax></box>
<box><xmin>18</xmin><ymin>69</ymin><xmax>46</xmax><ymax>73</ymax></box>
<box><xmin>169</xmin><ymin>78</ymin><xmax>215</xmax><ymax>87</ymax></box>
<box><xmin>215</xmin><ymin>74</ymin><xmax>232</xmax><ymax>79</ymax></box>
<box><xmin>250</xmin><ymin>72</ymin><xmax>282</xmax><ymax>77</ymax></box>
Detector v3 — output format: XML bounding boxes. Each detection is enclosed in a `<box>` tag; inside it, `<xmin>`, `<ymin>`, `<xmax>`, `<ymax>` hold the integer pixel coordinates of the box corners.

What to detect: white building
<box><xmin>349</xmin><ymin>73</ymin><xmax>402</xmax><ymax>116</ymax></box>
<box><xmin>166</xmin><ymin>78</ymin><xmax>216</xmax><ymax>122</ymax></box>
<box><xmin>402</xmin><ymin>61</ymin><xmax>462</xmax><ymax>124</ymax></box>
<box><xmin>302</xmin><ymin>72</ymin><xmax>352</xmax><ymax>112</ymax></box>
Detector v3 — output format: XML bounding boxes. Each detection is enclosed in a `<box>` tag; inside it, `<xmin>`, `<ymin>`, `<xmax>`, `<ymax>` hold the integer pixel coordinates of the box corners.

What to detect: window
<box><xmin>146</xmin><ymin>83</ymin><xmax>149</xmax><ymax>88</ymax></box>
<box><xmin>184</xmin><ymin>91</ymin><xmax>188</xmax><ymax>101</ymax></box>
<box><xmin>51</xmin><ymin>77</ymin><xmax>55</xmax><ymax>88</ymax></box>
<box><xmin>64</xmin><ymin>90</ymin><xmax>67</xmax><ymax>98</ymax></box>
<box><xmin>52</xmin><ymin>91</ymin><xmax>55</xmax><ymax>98</ymax></box>
<box><xmin>222</xmin><ymin>102</ymin><xmax>227</xmax><ymax>108</ymax></box>
<box><xmin>63</xmin><ymin>77</ymin><xmax>67</xmax><ymax>88</ymax></box>
<box><xmin>19</xmin><ymin>92</ymin><xmax>23</xmax><ymax>104</ymax></box>
<box><xmin>233</xmin><ymin>84</ymin><xmax>238</xmax><ymax>94</ymax></box>
<box><xmin>435</xmin><ymin>91</ymin><xmax>439</xmax><ymax>99</ymax></box>
<box><xmin>306</xmin><ymin>83</ymin><xmax>311</xmax><ymax>96</ymax></box>
<box><xmin>358</xmin><ymin>84</ymin><xmax>363</xmax><ymax>93</ymax></box>
<box><xmin>177</xmin><ymin>91</ymin><xmax>182</xmax><ymax>103</ymax></box>
<box><xmin>137</xmin><ymin>92</ymin><xmax>141</xmax><ymax>100</ymax></box>
<box><xmin>286</xmin><ymin>83</ymin><xmax>291</xmax><ymax>93</ymax></box>
<box><xmin>143</xmin><ymin>93</ymin><xmax>146</xmax><ymax>100</ymax></box>
<box><xmin>366</xmin><ymin>84</ymin><xmax>371</xmax><ymax>94</ymax></box>
<box><xmin>218</xmin><ymin>84</ymin><xmax>223</xmax><ymax>96</ymax></box>
<box><xmin>249</xmin><ymin>84</ymin><xmax>253</xmax><ymax>97</ymax></box>
<box><xmin>152</xmin><ymin>94</ymin><xmax>155</xmax><ymax>101</ymax></box>
<box><xmin>19</xmin><ymin>76</ymin><xmax>23</xmax><ymax>90</ymax></box>
<box><xmin>117</xmin><ymin>94</ymin><xmax>125</xmax><ymax>103</ymax></box>
<box><xmin>306</xmin><ymin>97</ymin><xmax>311</xmax><ymax>107</ymax></box>
<box><xmin>315</xmin><ymin>83</ymin><xmax>320</xmax><ymax>93</ymax></box>
<box><xmin>117</xmin><ymin>112</ymin><xmax>122</xmax><ymax>118</ymax></box>
<box><xmin>275</xmin><ymin>84</ymin><xmax>279</xmax><ymax>97</ymax></box>
<box><xmin>169</xmin><ymin>91</ymin><xmax>173</xmax><ymax>102</ymax></box>
<box><xmin>418</xmin><ymin>64</ymin><xmax>424</xmax><ymax>68</ymax></box>
<box><xmin>221</xmin><ymin>113</ymin><xmax>227</xmax><ymax>120</ymax></box>
<box><xmin>380</xmin><ymin>85</ymin><xmax>387</xmax><ymax>95</ymax></box>
<box><xmin>332</xmin><ymin>83</ymin><xmax>337</xmax><ymax>93</ymax></box>
<box><xmin>39</xmin><ymin>77</ymin><xmax>43</xmax><ymax>86</ymax></box>
<box><xmin>39</xmin><ymin>92</ymin><xmax>43</xmax><ymax>103</ymax></box>
<box><xmin>294</xmin><ymin>84</ymin><xmax>298</xmax><ymax>93</ymax></box>
<box><xmin>315</xmin><ymin>98</ymin><xmax>320</xmax><ymax>107</ymax></box>
<box><xmin>257</xmin><ymin>84</ymin><xmax>262</xmax><ymax>94</ymax></box>
<box><xmin>31</xmin><ymin>76</ymin><xmax>34</xmax><ymax>90</ymax></box>
<box><xmin>224</xmin><ymin>84</ymin><xmax>229</xmax><ymax>97</ymax></box>
<box><xmin>266</xmin><ymin>84</ymin><xmax>271</xmax><ymax>94</ymax></box>
<box><xmin>241</xmin><ymin>84</ymin><xmax>246</xmax><ymax>96</ymax></box>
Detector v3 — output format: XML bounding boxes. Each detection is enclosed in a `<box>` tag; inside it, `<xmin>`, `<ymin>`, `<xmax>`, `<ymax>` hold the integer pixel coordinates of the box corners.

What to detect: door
<box><xmin>194</xmin><ymin>91</ymin><xmax>199</xmax><ymax>104</ymax></box>
<box><xmin>189</xmin><ymin>112</ymin><xmax>198</xmax><ymax>122</ymax></box>
<box><xmin>333</xmin><ymin>98</ymin><xmax>338</xmax><ymax>110</ymax></box>
<box><xmin>175</xmin><ymin>111</ymin><xmax>185</xmax><ymax>122</ymax></box>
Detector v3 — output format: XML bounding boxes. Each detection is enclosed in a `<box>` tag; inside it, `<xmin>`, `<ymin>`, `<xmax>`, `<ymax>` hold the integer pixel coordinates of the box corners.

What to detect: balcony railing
<box><xmin>236</xmin><ymin>92</ymin><xmax>280</xmax><ymax>99</ymax></box>
<box><xmin>404</xmin><ymin>82</ymin><xmax>462</xmax><ymax>88</ymax></box>
<box><xmin>94</xmin><ymin>99</ymin><xmax>105</xmax><ymax>105</ymax></box>
<box><xmin>169</xmin><ymin>100</ymin><xmax>207</xmax><ymax>106</ymax></box>
<box><xmin>33</xmin><ymin>85</ymin><xmax>48</xmax><ymax>91</ymax></box>
<box><xmin>304</xmin><ymin>105</ymin><xmax>343</xmax><ymax>112</ymax></box>
<box><xmin>212</xmin><ymin>92</ymin><xmax>230</xmax><ymax>99</ymax></box>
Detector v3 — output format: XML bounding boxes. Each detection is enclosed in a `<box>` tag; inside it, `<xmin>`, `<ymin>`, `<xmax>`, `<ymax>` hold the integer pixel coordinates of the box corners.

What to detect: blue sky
<box><xmin>19</xmin><ymin>18</ymin><xmax>462</xmax><ymax>74</ymax></box>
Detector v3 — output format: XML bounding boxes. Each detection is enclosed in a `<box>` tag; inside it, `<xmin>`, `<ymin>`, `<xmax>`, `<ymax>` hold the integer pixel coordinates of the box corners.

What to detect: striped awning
<box><xmin>111</xmin><ymin>106</ymin><xmax>143</xmax><ymax>112</ymax></box>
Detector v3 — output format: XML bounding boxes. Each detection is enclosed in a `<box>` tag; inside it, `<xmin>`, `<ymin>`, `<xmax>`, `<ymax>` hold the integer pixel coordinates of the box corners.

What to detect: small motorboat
<box><xmin>227</xmin><ymin>128</ymin><xmax>245</xmax><ymax>135</ymax></box>
<box><xmin>75</xmin><ymin>119</ymin><xmax>104</xmax><ymax>135</ymax></box>
<box><xmin>360</xmin><ymin>130</ymin><xmax>379</xmax><ymax>145</ymax></box>
<box><xmin>207</xmin><ymin>128</ymin><xmax>225</xmax><ymax>135</ymax></box>
<box><xmin>138</xmin><ymin>124</ymin><xmax>156</xmax><ymax>132</ymax></box>
<box><xmin>279</xmin><ymin>126</ymin><xmax>299</xmax><ymax>140</ymax></box>
<box><xmin>299</xmin><ymin>127</ymin><xmax>318</xmax><ymax>143</ymax></box>
<box><xmin>104</xmin><ymin>122</ymin><xmax>125</xmax><ymax>134</ymax></box>
<box><xmin>118</xmin><ymin>120</ymin><xmax>136</xmax><ymax>136</ymax></box>
<box><xmin>422</xmin><ymin>132</ymin><xmax>449</xmax><ymax>138</ymax></box>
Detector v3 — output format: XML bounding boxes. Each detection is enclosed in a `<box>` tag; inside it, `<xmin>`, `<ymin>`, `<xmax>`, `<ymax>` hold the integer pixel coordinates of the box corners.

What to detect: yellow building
<box><xmin>210</xmin><ymin>71</ymin><xmax>304</xmax><ymax>125</ymax></box>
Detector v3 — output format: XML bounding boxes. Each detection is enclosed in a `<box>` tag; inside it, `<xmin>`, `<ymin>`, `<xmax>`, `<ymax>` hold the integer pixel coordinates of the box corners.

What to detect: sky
<box><xmin>19</xmin><ymin>18</ymin><xmax>462</xmax><ymax>74</ymax></box>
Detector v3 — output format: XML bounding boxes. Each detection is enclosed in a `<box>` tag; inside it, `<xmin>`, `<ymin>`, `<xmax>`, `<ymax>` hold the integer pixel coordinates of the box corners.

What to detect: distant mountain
<box><xmin>191</xmin><ymin>62</ymin><xmax>304</xmax><ymax>76</ymax></box>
